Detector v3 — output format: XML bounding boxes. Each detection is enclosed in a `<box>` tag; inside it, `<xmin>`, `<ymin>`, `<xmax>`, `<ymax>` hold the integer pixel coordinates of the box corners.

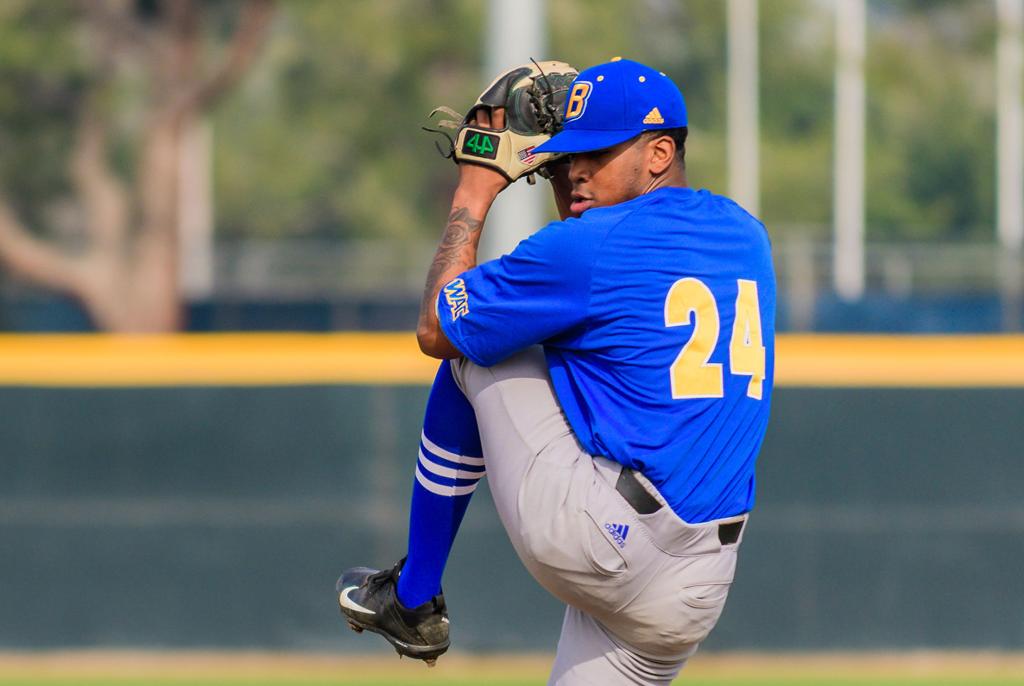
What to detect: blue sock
<box><xmin>396</xmin><ymin>360</ymin><xmax>484</xmax><ymax>609</ymax></box>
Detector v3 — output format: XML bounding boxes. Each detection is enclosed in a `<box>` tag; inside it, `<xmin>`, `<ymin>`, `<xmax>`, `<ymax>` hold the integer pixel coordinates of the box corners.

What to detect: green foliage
<box><xmin>0</xmin><ymin>1</ymin><xmax>87</xmax><ymax>230</ymax></box>
<box><xmin>758</xmin><ymin>0</ymin><xmax>834</xmax><ymax>232</ymax></box>
<box><xmin>0</xmin><ymin>0</ymin><xmax>1009</xmax><ymax>243</ymax></box>
<box><xmin>865</xmin><ymin>0</ymin><xmax>997</xmax><ymax>240</ymax></box>
<box><xmin>213</xmin><ymin>0</ymin><xmax>484</xmax><ymax>239</ymax></box>
<box><xmin>550</xmin><ymin>0</ymin><xmax>728</xmax><ymax>192</ymax></box>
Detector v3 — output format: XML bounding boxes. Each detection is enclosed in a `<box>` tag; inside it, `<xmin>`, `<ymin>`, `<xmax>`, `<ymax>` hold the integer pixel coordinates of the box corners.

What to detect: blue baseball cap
<box><xmin>533</xmin><ymin>58</ymin><xmax>687</xmax><ymax>154</ymax></box>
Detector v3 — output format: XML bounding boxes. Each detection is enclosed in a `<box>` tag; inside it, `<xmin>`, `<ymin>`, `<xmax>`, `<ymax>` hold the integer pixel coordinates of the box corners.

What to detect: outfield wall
<box><xmin>0</xmin><ymin>335</ymin><xmax>1021</xmax><ymax>651</ymax></box>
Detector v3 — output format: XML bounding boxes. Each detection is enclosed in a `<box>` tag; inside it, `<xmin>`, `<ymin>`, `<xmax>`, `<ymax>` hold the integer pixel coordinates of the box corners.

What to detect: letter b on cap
<box><xmin>565</xmin><ymin>81</ymin><xmax>592</xmax><ymax>121</ymax></box>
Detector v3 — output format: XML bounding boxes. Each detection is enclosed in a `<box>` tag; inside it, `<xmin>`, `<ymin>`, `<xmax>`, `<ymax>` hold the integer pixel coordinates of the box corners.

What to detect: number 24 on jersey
<box><xmin>664</xmin><ymin>278</ymin><xmax>766</xmax><ymax>400</ymax></box>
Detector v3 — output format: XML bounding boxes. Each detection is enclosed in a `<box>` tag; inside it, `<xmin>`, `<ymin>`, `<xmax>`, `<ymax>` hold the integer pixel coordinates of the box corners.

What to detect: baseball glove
<box><xmin>425</xmin><ymin>60</ymin><xmax>578</xmax><ymax>183</ymax></box>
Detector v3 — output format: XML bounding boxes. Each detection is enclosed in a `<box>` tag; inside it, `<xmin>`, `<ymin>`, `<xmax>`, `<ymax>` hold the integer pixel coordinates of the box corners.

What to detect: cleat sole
<box><xmin>343</xmin><ymin>617</ymin><xmax>448</xmax><ymax>663</ymax></box>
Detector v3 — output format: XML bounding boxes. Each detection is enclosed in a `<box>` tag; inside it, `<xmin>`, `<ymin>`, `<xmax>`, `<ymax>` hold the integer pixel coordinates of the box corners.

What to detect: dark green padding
<box><xmin>0</xmin><ymin>387</ymin><xmax>1020</xmax><ymax>650</ymax></box>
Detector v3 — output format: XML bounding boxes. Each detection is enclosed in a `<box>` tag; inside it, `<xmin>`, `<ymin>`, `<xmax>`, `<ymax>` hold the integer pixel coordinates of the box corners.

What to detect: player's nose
<box><xmin>568</xmin><ymin>155</ymin><xmax>589</xmax><ymax>184</ymax></box>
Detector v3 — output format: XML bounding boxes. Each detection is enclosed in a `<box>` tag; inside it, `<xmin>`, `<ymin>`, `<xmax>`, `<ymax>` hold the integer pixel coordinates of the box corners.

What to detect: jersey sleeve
<box><xmin>437</xmin><ymin>219</ymin><xmax>598</xmax><ymax>367</ymax></box>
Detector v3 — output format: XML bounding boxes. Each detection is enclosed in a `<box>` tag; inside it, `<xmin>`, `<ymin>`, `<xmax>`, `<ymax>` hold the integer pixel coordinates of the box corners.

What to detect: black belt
<box><xmin>615</xmin><ymin>468</ymin><xmax>744</xmax><ymax>545</ymax></box>
<box><xmin>615</xmin><ymin>468</ymin><xmax>662</xmax><ymax>514</ymax></box>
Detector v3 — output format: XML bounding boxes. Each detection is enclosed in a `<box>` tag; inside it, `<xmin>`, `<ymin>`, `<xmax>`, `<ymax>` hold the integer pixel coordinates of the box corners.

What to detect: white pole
<box><xmin>179</xmin><ymin>119</ymin><xmax>214</xmax><ymax>299</ymax></box>
<box><xmin>479</xmin><ymin>0</ymin><xmax>547</xmax><ymax>261</ymax></box>
<box><xmin>997</xmin><ymin>0</ymin><xmax>1024</xmax><ymax>252</ymax></box>
<box><xmin>833</xmin><ymin>0</ymin><xmax>866</xmax><ymax>301</ymax></box>
<box><xmin>728</xmin><ymin>0</ymin><xmax>760</xmax><ymax>217</ymax></box>
<box><xmin>997</xmin><ymin>0</ymin><xmax>1024</xmax><ymax>329</ymax></box>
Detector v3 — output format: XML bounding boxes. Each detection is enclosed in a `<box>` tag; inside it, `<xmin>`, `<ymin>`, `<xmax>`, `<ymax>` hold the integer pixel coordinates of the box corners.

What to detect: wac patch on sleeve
<box><xmin>443</xmin><ymin>278</ymin><xmax>470</xmax><ymax>320</ymax></box>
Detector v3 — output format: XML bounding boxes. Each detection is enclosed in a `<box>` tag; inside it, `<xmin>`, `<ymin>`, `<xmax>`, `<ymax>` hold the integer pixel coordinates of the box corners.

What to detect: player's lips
<box><xmin>570</xmin><ymin>193</ymin><xmax>594</xmax><ymax>215</ymax></box>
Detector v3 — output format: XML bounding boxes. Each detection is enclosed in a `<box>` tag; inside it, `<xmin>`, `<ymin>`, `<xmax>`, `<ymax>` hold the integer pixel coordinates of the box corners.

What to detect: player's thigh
<box><xmin>451</xmin><ymin>347</ymin><xmax>577</xmax><ymax>462</ymax></box>
<box><xmin>448</xmin><ymin>347</ymin><xmax>581</xmax><ymax>540</ymax></box>
<box><xmin>548</xmin><ymin>606</ymin><xmax>695</xmax><ymax>686</ymax></box>
<box><xmin>452</xmin><ymin>352</ymin><xmax>663</xmax><ymax>614</ymax></box>
<box><xmin>450</xmin><ymin>349</ymin><xmax>577</xmax><ymax>484</ymax></box>
<box><xmin>450</xmin><ymin>350</ymin><xmax>628</xmax><ymax>600</ymax></box>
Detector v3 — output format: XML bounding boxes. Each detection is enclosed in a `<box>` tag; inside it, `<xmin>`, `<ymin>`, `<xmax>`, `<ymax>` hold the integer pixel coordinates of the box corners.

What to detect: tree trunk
<box><xmin>0</xmin><ymin>0</ymin><xmax>273</xmax><ymax>332</ymax></box>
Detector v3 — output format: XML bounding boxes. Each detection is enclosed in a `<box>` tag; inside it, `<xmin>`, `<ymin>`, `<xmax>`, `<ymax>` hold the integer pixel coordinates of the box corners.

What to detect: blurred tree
<box><xmin>0</xmin><ymin>0</ymin><xmax>1007</xmax><ymax>330</ymax></box>
<box><xmin>550</xmin><ymin>0</ymin><xmax>729</xmax><ymax>193</ymax></box>
<box><xmin>212</xmin><ymin>0</ymin><xmax>731</xmax><ymax>243</ymax></box>
<box><xmin>551</xmin><ymin>0</ymin><xmax>835</xmax><ymax>235</ymax></box>
<box><xmin>211</xmin><ymin>0</ymin><xmax>484</xmax><ymax>241</ymax></box>
<box><xmin>759</xmin><ymin>0</ymin><xmax>834</xmax><ymax>236</ymax></box>
<box><xmin>0</xmin><ymin>0</ymin><xmax>272</xmax><ymax>331</ymax></box>
<box><xmin>866</xmin><ymin>0</ymin><xmax>997</xmax><ymax>241</ymax></box>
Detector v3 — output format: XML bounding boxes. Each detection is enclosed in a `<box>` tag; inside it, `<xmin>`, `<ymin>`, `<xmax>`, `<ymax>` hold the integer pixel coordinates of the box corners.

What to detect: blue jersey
<box><xmin>437</xmin><ymin>187</ymin><xmax>775</xmax><ymax>523</ymax></box>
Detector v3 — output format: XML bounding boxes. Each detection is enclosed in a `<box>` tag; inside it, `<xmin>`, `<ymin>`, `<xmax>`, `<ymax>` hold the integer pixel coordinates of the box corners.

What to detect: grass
<box><xmin>1</xmin><ymin>652</ymin><xmax>1023</xmax><ymax>686</ymax></box>
<box><xmin>0</xmin><ymin>682</ymin><xmax>530</xmax><ymax>686</ymax></box>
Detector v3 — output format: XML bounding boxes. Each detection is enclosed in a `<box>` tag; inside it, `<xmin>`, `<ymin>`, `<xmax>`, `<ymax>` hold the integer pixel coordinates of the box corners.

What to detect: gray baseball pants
<box><xmin>449</xmin><ymin>347</ymin><xmax>746</xmax><ymax>685</ymax></box>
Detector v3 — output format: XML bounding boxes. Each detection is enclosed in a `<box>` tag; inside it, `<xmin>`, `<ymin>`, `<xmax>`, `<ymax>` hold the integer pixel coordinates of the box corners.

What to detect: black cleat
<box><xmin>336</xmin><ymin>559</ymin><xmax>449</xmax><ymax>665</ymax></box>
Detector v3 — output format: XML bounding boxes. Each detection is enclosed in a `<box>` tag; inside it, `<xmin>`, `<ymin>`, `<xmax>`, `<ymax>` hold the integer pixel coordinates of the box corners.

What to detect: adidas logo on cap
<box><xmin>643</xmin><ymin>107</ymin><xmax>664</xmax><ymax>125</ymax></box>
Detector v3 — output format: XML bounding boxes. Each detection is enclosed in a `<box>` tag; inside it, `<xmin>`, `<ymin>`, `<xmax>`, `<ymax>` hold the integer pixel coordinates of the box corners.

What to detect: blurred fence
<box><xmin>3</xmin><ymin>238</ymin><xmax>1021</xmax><ymax>333</ymax></box>
<box><xmin>0</xmin><ymin>334</ymin><xmax>1021</xmax><ymax>651</ymax></box>
<box><xmin>211</xmin><ymin>238</ymin><xmax>1024</xmax><ymax>307</ymax></box>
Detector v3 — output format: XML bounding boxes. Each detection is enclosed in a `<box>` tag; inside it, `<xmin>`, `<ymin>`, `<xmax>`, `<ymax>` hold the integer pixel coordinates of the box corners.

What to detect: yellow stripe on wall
<box><xmin>0</xmin><ymin>333</ymin><xmax>1019</xmax><ymax>388</ymax></box>
<box><xmin>776</xmin><ymin>334</ymin><xmax>1024</xmax><ymax>387</ymax></box>
<box><xmin>0</xmin><ymin>334</ymin><xmax>438</xmax><ymax>387</ymax></box>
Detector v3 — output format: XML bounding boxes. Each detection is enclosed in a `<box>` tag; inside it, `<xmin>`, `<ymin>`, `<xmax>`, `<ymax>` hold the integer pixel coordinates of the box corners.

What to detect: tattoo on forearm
<box><xmin>419</xmin><ymin>206</ymin><xmax>483</xmax><ymax>322</ymax></box>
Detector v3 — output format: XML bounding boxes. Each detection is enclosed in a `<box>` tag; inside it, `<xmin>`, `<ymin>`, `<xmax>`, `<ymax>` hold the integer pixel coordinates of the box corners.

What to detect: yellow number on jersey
<box><xmin>664</xmin><ymin>277</ymin><xmax>766</xmax><ymax>400</ymax></box>
<box><xmin>664</xmin><ymin>278</ymin><xmax>723</xmax><ymax>399</ymax></box>
<box><xmin>729</xmin><ymin>279</ymin><xmax>766</xmax><ymax>399</ymax></box>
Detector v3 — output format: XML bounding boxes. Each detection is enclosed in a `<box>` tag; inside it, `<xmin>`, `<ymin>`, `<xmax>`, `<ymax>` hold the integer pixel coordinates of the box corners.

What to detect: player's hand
<box><xmin>456</xmin><ymin>106</ymin><xmax>511</xmax><ymax>200</ymax></box>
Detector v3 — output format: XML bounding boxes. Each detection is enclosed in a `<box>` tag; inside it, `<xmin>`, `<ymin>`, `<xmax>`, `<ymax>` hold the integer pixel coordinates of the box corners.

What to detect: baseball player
<box><xmin>337</xmin><ymin>58</ymin><xmax>776</xmax><ymax>685</ymax></box>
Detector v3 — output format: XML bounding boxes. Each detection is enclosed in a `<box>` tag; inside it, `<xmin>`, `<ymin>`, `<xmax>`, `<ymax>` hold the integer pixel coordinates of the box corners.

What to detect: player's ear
<box><xmin>646</xmin><ymin>134</ymin><xmax>676</xmax><ymax>176</ymax></box>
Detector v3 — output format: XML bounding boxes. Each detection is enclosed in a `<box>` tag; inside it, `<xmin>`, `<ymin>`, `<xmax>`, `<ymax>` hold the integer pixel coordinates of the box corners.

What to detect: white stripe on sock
<box><xmin>421</xmin><ymin>432</ymin><xmax>485</xmax><ymax>466</ymax></box>
<box><xmin>418</xmin><ymin>449</ymin><xmax>486</xmax><ymax>481</ymax></box>
<box><xmin>415</xmin><ymin>465</ymin><xmax>479</xmax><ymax>497</ymax></box>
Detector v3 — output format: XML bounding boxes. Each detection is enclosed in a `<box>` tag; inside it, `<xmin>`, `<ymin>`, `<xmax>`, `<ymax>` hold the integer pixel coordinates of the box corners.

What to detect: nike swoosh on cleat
<box><xmin>339</xmin><ymin>586</ymin><xmax>376</xmax><ymax>615</ymax></box>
